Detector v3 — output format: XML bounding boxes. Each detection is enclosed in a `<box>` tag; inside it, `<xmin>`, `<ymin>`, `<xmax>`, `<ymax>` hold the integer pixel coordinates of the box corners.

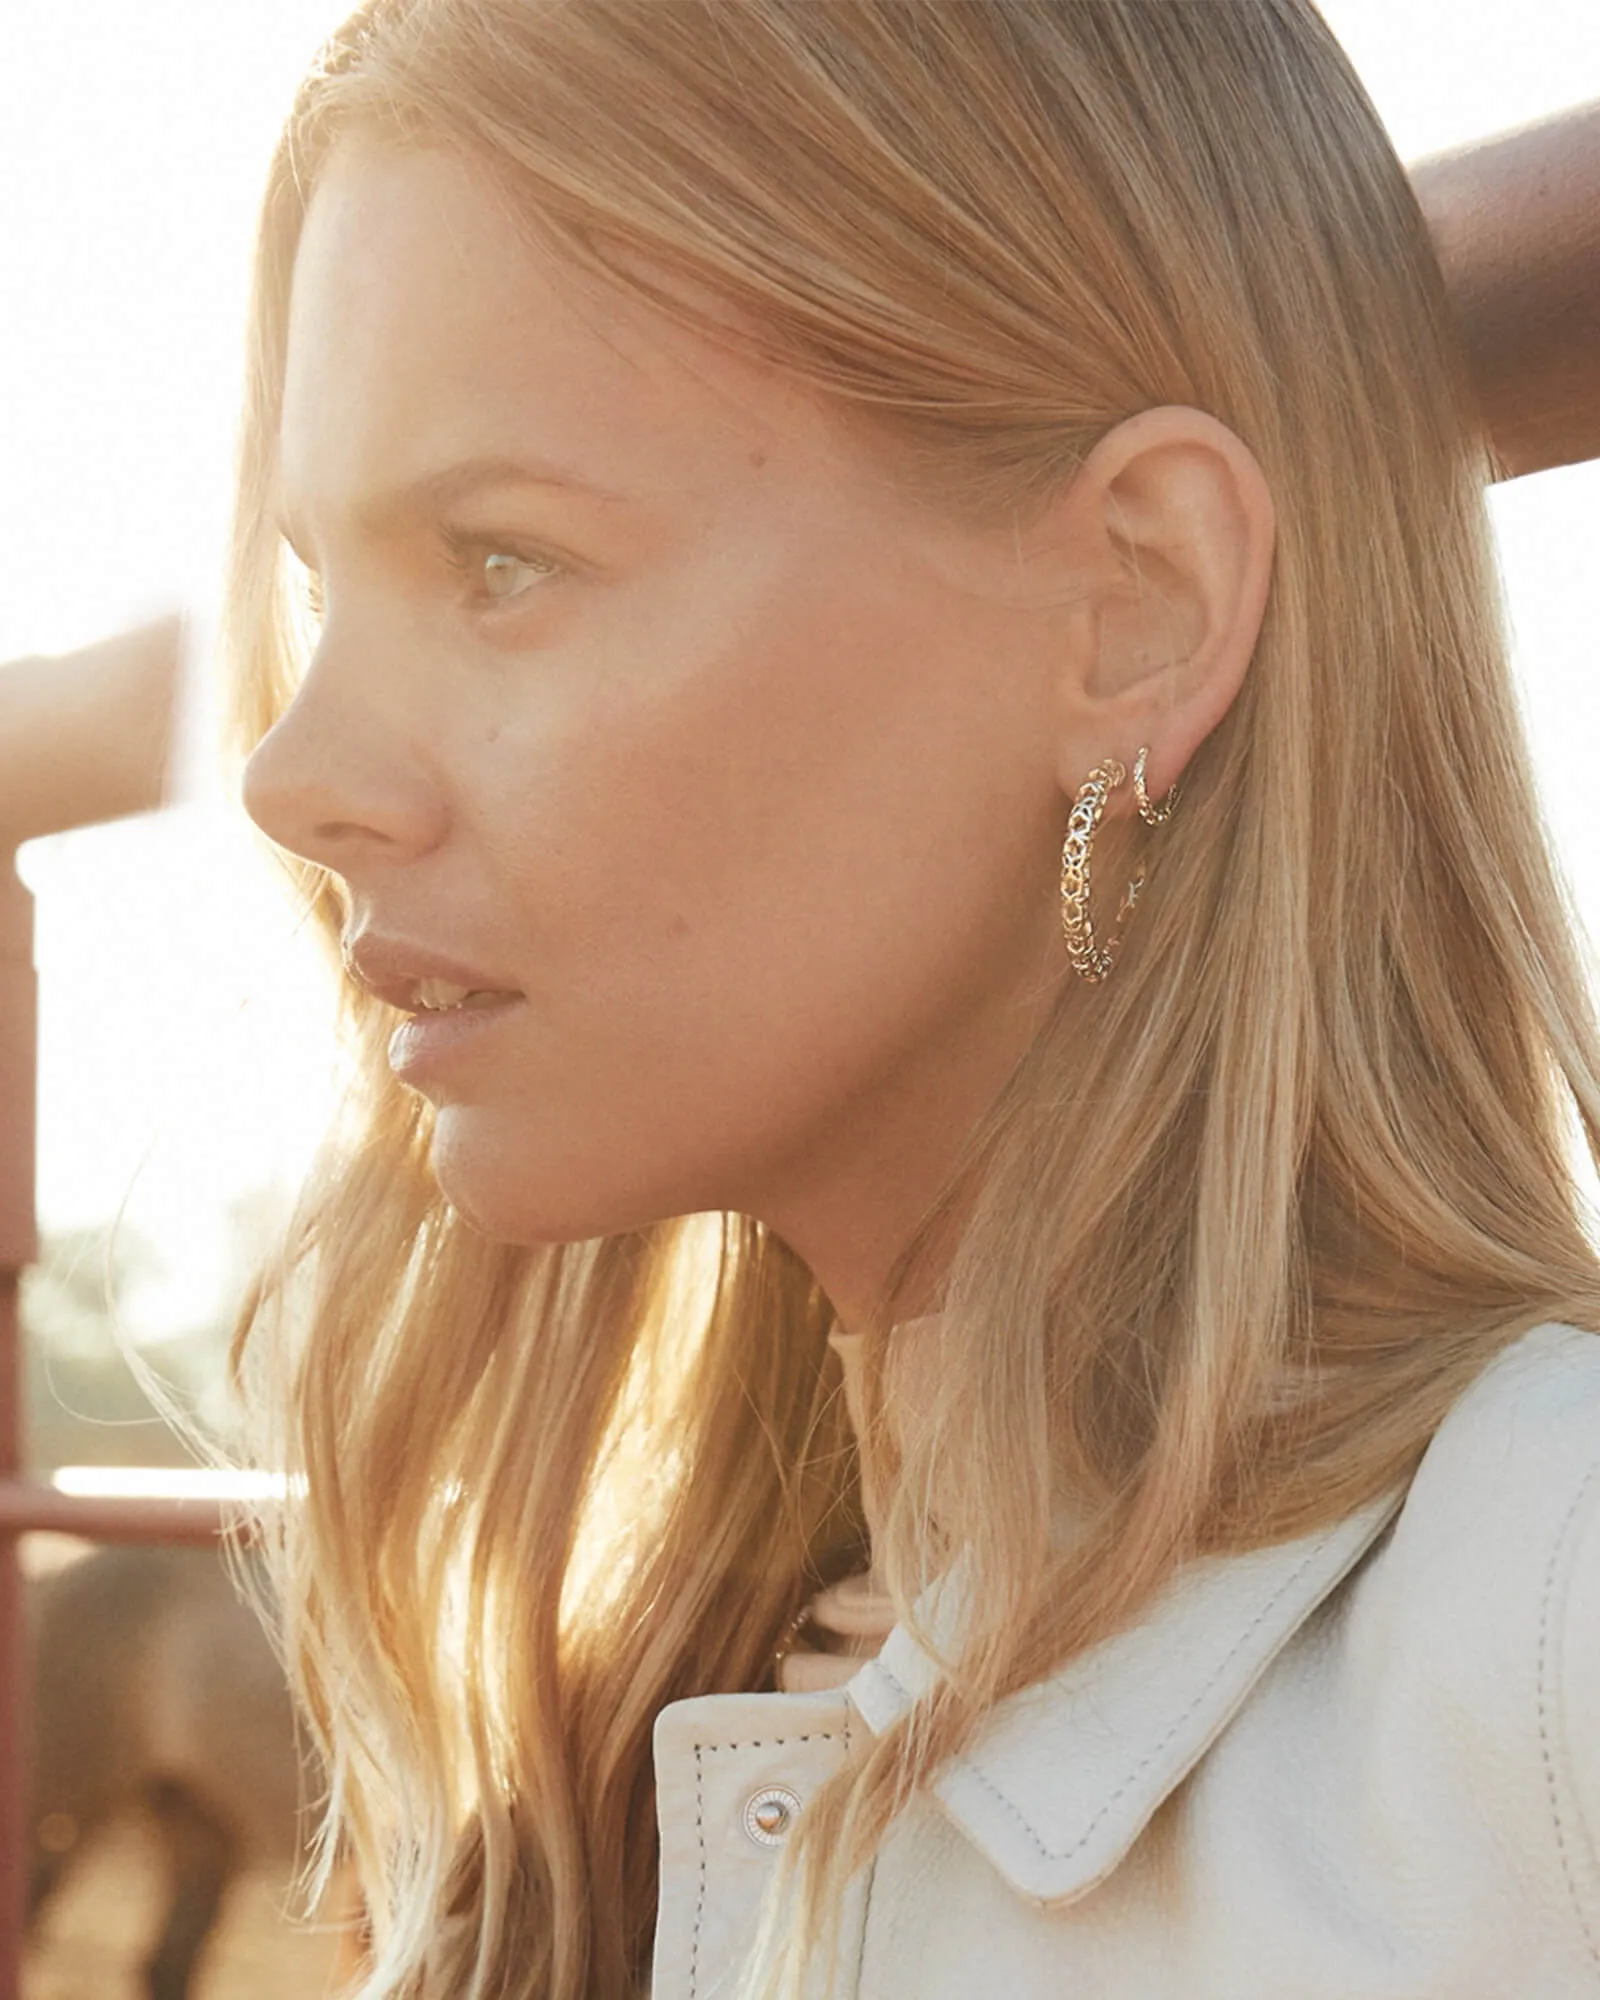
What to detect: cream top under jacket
<box><xmin>649</xmin><ymin>1321</ymin><xmax>1600</xmax><ymax>1997</ymax></box>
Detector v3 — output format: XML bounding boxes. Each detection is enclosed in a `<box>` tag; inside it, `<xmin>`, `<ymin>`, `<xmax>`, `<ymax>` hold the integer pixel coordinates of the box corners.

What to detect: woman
<box><xmin>225</xmin><ymin>2</ymin><xmax>1600</xmax><ymax>1995</ymax></box>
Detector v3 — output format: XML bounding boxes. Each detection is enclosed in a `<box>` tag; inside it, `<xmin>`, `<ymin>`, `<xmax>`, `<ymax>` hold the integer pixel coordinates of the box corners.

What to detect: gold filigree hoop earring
<box><xmin>1059</xmin><ymin>758</ymin><xmax>1146</xmax><ymax>983</ymax></box>
<box><xmin>1133</xmin><ymin>745</ymin><xmax>1179</xmax><ymax>826</ymax></box>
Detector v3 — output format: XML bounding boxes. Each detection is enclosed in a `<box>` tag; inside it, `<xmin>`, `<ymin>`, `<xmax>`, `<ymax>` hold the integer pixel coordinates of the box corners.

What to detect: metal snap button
<box><xmin>742</xmin><ymin>1784</ymin><xmax>802</xmax><ymax>1848</ymax></box>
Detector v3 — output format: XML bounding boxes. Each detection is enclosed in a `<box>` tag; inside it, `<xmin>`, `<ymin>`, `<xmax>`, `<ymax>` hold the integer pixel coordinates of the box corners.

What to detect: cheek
<box><xmin>428</xmin><ymin>556</ymin><xmax>1059</xmax><ymax>1234</ymax></box>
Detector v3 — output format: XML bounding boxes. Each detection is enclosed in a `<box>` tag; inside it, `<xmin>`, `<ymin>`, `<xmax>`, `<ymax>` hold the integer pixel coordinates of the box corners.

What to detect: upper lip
<box><xmin>342</xmin><ymin>931</ymin><xmax>524</xmax><ymax>1012</ymax></box>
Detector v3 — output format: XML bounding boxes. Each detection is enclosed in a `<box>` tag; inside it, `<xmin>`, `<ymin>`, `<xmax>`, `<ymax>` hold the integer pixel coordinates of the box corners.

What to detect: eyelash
<box><xmin>441</xmin><ymin>532</ymin><xmax>565</xmax><ymax>607</ymax></box>
<box><xmin>296</xmin><ymin>535</ymin><xmax>564</xmax><ymax>618</ymax></box>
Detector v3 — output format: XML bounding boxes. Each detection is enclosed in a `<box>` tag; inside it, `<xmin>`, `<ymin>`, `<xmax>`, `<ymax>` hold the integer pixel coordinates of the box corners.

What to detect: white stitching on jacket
<box><xmin>1537</xmin><ymin>1454</ymin><xmax>1600</xmax><ymax>1972</ymax></box>
<box><xmin>691</xmin><ymin>1742</ymin><xmax>707</xmax><ymax>1999</ymax></box>
<box><xmin>870</xmin><ymin>1538</ymin><xmax>1333</xmax><ymax>1865</ymax></box>
<box><xmin>687</xmin><ymin>1731</ymin><xmax>845</xmax><ymax>1997</ymax></box>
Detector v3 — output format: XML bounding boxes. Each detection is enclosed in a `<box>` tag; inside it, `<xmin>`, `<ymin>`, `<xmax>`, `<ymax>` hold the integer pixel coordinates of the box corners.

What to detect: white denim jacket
<box><xmin>650</xmin><ymin>1321</ymin><xmax>1600</xmax><ymax>1997</ymax></box>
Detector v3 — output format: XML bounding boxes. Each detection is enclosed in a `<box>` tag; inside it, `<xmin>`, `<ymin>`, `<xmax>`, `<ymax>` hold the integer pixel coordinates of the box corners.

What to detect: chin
<box><xmin>425</xmin><ymin>1103</ymin><xmax>673</xmax><ymax>1246</ymax></box>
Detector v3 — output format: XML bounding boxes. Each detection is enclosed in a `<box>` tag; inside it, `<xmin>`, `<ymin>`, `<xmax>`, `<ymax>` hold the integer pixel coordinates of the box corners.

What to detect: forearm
<box><xmin>0</xmin><ymin>613</ymin><xmax>185</xmax><ymax>848</ymax></box>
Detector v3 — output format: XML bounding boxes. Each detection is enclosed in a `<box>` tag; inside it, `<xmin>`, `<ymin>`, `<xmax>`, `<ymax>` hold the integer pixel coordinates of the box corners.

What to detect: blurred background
<box><xmin>2</xmin><ymin>1</ymin><xmax>1599</xmax><ymax>1993</ymax></box>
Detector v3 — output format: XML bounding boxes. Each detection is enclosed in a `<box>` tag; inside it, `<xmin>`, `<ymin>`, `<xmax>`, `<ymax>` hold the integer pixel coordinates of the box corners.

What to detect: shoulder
<box><xmin>1350</xmin><ymin>1321</ymin><xmax>1600</xmax><ymax>1940</ymax></box>
<box><xmin>1395</xmin><ymin>1320</ymin><xmax>1600</xmax><ymax>1555</ymax></box>
<box><xmin>1364</xmin><ymin>1321</ymin><xmax>1600</xmax><ymax>1661</ymax></box>
<box><xmin>1373</xmin><ymin>1319</ymin><xmax>1600</xmax><ymax>1634</ymax></box>
<box><xmin>1400</xmin><ymin>1320</ymin><xmax>1600</xmax><ymax>1504</ymax></box>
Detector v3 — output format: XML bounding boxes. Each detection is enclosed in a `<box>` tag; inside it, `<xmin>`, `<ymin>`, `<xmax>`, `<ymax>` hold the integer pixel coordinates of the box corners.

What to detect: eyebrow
<box><xmin>275</xmin><ymin>452</ymin><xmax>629</xmax><ymax>562</ymax></box>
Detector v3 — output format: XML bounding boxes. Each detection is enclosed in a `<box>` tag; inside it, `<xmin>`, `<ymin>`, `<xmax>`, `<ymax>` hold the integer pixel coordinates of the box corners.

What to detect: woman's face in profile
<box><xmin>246</xmin><ymin>140</ymin><xmax>1077</xmax><ymax>1274</ymax></box>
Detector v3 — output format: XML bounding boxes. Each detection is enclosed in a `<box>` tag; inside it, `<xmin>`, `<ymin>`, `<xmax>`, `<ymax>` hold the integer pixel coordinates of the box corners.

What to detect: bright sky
<box><xmin>2</xmin><ymin>2</ymin><xmax>1598</xmax><ymax>1341</ymax></box>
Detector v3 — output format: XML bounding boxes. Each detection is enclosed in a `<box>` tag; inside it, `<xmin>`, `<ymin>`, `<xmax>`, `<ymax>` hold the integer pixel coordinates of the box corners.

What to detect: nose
<box><xmin>240</xmin><ymin>646</ymin><xmax>448</xmax><ymax>872</ymax></box>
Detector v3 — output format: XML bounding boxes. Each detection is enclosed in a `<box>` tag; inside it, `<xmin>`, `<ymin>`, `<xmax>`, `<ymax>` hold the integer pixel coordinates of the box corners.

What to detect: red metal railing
<box><xmin>0</xmin><ymin>863</ymin><xmax>35</xmax><ymax>1998</ymax></box>
<box><xmin>1412</xmin><ymin>99</ymin><xmax>1600</xmax><ymax>479</ymax></box>
<box><xmin>0</xmin><ymin>615</ymin><xmax>213</xmax><ymax>1995</ymax></box>
<box><xmin>0</xmin><ymin>99</ymin><xmax>1597</xmax><ymax>2000</ymax></box>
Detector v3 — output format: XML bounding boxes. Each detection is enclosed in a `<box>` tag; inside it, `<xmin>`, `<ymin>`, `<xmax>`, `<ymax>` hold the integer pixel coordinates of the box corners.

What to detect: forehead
<box><xmin>277</xmin><ymin>139</ymin><xmax>874</xmax><ymax>537</ymax></box>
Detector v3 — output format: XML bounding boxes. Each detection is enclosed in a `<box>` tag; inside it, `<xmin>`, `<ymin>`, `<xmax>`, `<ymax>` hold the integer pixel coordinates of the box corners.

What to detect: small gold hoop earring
<box><xmin>1059</xmin><ymin>758</ymin><xmax>1145</xmax><ymax>983</ymax></box>
<box><xmin>1133</xmin><ymin>745</ymin><xmax>1179</xmax><ymax>827</ymax></box>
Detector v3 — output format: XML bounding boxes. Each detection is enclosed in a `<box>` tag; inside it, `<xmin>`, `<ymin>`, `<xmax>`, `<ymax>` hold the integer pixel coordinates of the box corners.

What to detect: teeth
<box><xmin>414</xmin><ymin>978</ymin><xmax>476</xmax><ymax>1011</ymax></box>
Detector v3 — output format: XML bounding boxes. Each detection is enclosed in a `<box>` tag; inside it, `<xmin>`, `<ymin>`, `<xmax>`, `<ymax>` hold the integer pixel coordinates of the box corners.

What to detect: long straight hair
<box><xmin>221</xmin><ymin>3</ymin><xmax>1600</xmax><ymax>1994</ymax></box>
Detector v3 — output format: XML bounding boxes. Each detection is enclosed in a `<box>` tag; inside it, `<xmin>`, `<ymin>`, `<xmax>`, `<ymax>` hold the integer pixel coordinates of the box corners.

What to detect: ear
<box><xmin>1046</xmin><ymin>405</ymin><xmax>1276</xmax><ymax>811</ymax></box>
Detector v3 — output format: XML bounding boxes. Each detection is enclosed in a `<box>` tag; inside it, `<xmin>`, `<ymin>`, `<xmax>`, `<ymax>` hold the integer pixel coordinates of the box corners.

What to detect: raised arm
<box><xmin>0</xmin><ymin>613</ymin><xmax>185</xmax><ymax>849</ymax></box>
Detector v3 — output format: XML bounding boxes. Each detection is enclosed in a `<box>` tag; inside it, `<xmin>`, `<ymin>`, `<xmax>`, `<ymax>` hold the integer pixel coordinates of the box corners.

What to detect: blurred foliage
<box><xmin>19</xmin><ymin>1193</ymin><xmax>285</xmax><ymax>1471</ymax></box>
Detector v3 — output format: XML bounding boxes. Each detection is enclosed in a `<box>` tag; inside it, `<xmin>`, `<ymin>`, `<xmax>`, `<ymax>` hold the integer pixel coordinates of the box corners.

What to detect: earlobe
<box><xmin>1060</xmin><ymin>405</ymin><xmax>1276</xmax><ymax>806</ymax></box>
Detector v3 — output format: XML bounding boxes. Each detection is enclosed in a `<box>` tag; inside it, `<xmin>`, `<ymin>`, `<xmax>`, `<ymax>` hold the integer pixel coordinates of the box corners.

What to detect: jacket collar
<box><xmin>846</xmin><ymin>1486</ymin><xmax>1406</xmax><ymax>1906</ymax></box>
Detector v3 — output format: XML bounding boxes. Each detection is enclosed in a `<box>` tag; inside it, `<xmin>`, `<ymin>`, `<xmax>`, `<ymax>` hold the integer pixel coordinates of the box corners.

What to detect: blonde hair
<box><xmin>223</xmin><ymin>3</ymin><xmax>1600</xmax><ymax>1995</ymax></box>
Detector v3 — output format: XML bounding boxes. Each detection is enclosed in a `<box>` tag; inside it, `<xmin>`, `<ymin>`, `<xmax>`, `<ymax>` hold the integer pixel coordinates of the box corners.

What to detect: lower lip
<box><xmin>387</xmin><ymin>995</ymin><xmax>525</xmax><ymax>1081</ymax></box>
